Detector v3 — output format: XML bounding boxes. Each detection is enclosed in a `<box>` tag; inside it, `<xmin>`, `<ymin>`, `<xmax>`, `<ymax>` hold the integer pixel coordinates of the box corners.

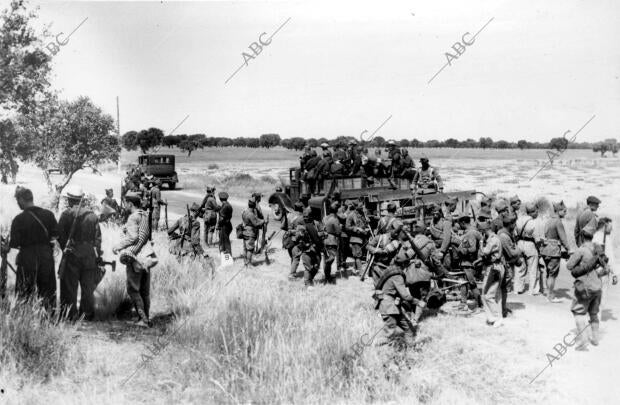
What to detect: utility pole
<box><xmin>116</xmin><ymin>96</ymin><xmax>121</xmax><ymax>174</ymax></box>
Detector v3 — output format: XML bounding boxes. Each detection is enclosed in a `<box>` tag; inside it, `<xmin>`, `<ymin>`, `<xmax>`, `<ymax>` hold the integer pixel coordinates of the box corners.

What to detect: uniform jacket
<box><xmin>429</xmin><ymin>216</ymin><xmax>453</xmax><ymax>254</ymax></box>
<box><xmin>457</xmin><ymin>226</ymin><xmax>482</xmax><ymax>266</ymax></box>
<box><xmin>541</xmin><ymin>215</ymin><xmax>570</xmax><ymax>257</ymax></box>
<box><xmin>218</xmin><ymin>201</ymin><xmax>233</xmax><ymax>226</ymax></box>
<box><xmin>367</xmin><ymin>233</ymin><xmax>401</xmax><ymax>265</ymax></box>
<box><xmin>498</xmin><ymin>228</ymin><xmax>521</xmax><ymax>265</ymax></box>
<box><xmin>168</xmin><ymin>215</ymin><xmax>202</xmax><ymax>254</ymax></box>
<box><xmin>101</xmin><ymin>197</ymin><xmax>120</xmax><ymax>212</ymax></box>
<box><xmin>574</xmin><ymin>207</ymin><xmax>597</xmax><ymax>247</ymax></box>
<box><xmin>413</xmin><ymin>166</ymin><xmax>443</xmax><ymax>189</ymax></box>
<box><xmin>10</xmin><ymin>206</ymin><xmax>58</xmax><ymax>249</ymax></box>
<box><xmin>294</xmin><ymin>220</ymin><xmax>325</xmax><ymax>254</ymax></box>
<box><xmin>323</xmin><ymin>214</ymin><xmax>341</xmax><ymax>246</ymax></box>
<box><xmin>201</xmin><ymin>194</ymin><xmax>220</xmax><ymax>220</ymax></box>
<box><xmin>378</xmin><ymin>270</ymin><xmax>413</xmax><ymax>315</ymax></box>
<box><xmin>481</xmin><ymin>232</ymin><xmax>502</xmax><ymax>263</ymax></box>
<box><xmin>345</xmin><ymin>210</ymin><xmax>368</xmax><ymax>244</ymax></box>
<box><xmin>58</xmin><ymin>206</ymin><xmax>102</xmax><ymax>258</ymax></box>
<box><xmin>242</xmin><ymin>208</ymin><xmax>264</xmax><ymax>239</ymax></box>
<box><xmin>566</xmin><ymin>242</ymin><xmax>602</xmax><ymax>294</ymax></box>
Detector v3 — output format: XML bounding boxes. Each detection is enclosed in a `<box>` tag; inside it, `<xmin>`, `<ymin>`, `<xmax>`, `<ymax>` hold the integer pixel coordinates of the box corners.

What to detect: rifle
<box><xmin>1</xmin><ymin>229</ymin><xmax>9</xmax><ymax>299</ymax></box>
<box><xmin>263</xmin><ymin>230</ymin><xmax>276</xmax><ymax>265</ymax></box>
<box><xmin>164</xmin><ymin>199</ymin><xmax>169</xmax><ymax>230</ymax></box>
<box><xmin>180</xmin><ymin>204</ymin><xmax>191</xmax><ymax>251</ymax></box>
<box><xmin>148</xmin><ymin>190</ymin><xmax>154</xmax><ymax>240</ymax></box>
<box><xmin>599</xmin><ymin>229</ymin><xmax>617</xmax><ymax>285</ymax></box>
<box><xmin>360</xmin><ymin>253</ymin><xmax>375</xmax><ymax>282</ymax></box>
<box><xmin>58</xmin><ymin>196</ymin><xmax>85</xmax><ymax>280</ymax></box>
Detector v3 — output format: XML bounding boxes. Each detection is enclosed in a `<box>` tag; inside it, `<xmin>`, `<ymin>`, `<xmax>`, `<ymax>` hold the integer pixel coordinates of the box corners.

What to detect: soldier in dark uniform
<box><xmin>377</xmin><ymin>202</ymin><xmax>402</xmax><ymax>235</ymax></box>
<box><xmin>4</xmin><ymin>186</ymin><xmax>58</xmax><ymax>311</ymax></box>
<box><xmin>540</xmin><ymin>201</ymin><xmax>572</xmax><ymax>303</ymax></box>
<box><xmin>294</xmin><ymin>207</ymin><xmax>325</xmax><ymax>287</ymax></box>
<box><xmin>399</xmin><ymin>149</ymin><xmax>416</xmax><ymax>181</ymax></box>
<box><xmin>428</xmin><ymin>199</ymin><xmax>457</xmax><ymax>269</ymax></box>
<box><xmin>284</xmin><ymin>202</ymin><xmax>305</xmax><ymax>279</ymax></box>
<box><xmin>150</xmin><ymin>179</ymin><xmax>166</xmax><ymax>231</ymax></box>
<box><xmin>303</xmin><ymin>150</ymin><xmax>321</xmax><ymax>195</ymax></box>
<box><xmin>200</xmin><ymin>186</ymin><xmax>220</xmax><ymax>246</ymax></box>
<box><xmin>217</xmin><ymin>192</ymin><xmax>233</xmax><ymax>257</ymax></box>
<box><xmin>315</xmin><ymin>151</ymin><xmax>333</xmax><ymax>193</ymax></box>
<box><xmin>241</xmin><ymin>199</ymin><xmax>265</xmax><ymax>266</ymax></box>
<box><xmin>574</xmin><ymin>196</ymin><xmax>601</xmax><ymax>247</ymax></box>
<box><xmin>322</xmin><ymin>202</ymin><xmax>341</xmax><ymax>284</ymax></box>
<box><xmin>58</xmin><ymin>186</ymin><xmax>103</xmax><ymax>320</ymax></box>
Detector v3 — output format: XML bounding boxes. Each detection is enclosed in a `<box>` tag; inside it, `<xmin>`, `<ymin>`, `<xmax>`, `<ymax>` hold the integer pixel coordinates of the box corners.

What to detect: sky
<box><xmin>25</xmin><ymin>0</ymin><xmax>620</xmax><ymax>142</ymax></box>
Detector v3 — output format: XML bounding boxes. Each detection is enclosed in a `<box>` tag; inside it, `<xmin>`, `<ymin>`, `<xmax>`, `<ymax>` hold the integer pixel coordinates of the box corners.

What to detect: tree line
<box><xmin>123</xmin><ymin>131</ymin><xmax>620</xmax><ymax>157</ymax></box>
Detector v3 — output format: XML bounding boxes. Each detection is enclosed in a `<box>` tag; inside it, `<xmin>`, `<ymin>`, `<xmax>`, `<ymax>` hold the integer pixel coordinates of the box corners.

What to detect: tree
<box><xmin>549</xmin><ymin>137</ymin><xmax>569</xmax><ymax>152</ymax></box>
<box><xmin>479</xmin><ymin>137</ymin><xmax>493</xmax><ymax>149</ymax></box>
<box><xmin>121</xmin><ymin>130</ymin><xmax>139</xmax><ymax>151</ymax></box>
<box><xmin>162</xmin><ymin>135</ymin><xmax>180</xmax><ymax>148</ymax></box>
<box><xmin>306</xmin><ymin>138</ymin><xmax>318</xmax><ymax>148</ymax></box>
<box><xmin>494</xmin><ymin>140</ymin><xmax>512</xmax><ymax>149</ymax></box>
<box><xmin>17</xmin><ymin>96</ymin><xmax>119</xmax><ymax>205</ymax></box>
<box><xmin>259</xmin><ymin>133</ymin><xmax>281</xmax><ymax>148</ymax></box>
<box><xmin>179</xmin><ymin>139</ymin><xmax>195</xmax><ymax>157</ymax></box>
<box><xmin>517</xmin><ymin>139</ymin><xmax>529</xmax><ymax>150</ymax></box>
<box><xmin>410</xmin><ymin>138</ymin><xmax>422</xmax><ymax>148</ymax></box>
<box><xmin>399</xmin><ymin>139</ymin><xmax>410</xmax><ymax>148</ymax></box>
<box><xmin>136</xmin><ymin>127</ymin><xmax>164</xmax><ymax>153</ymax></box>
<box><xmin>444</xmin><ymin>138</ymin><xmax>459</xmax><ymax>148</ymax></box>
<box><xmin>0</xmin><ymin>0</ymin><xmax>54</xmax><ymax>183</ymax></box>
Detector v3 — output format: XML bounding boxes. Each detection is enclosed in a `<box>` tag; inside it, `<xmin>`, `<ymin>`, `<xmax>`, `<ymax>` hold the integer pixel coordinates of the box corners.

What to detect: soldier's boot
<box><xmin>412</xmin><ymin>305</ymin><xmax>424</xmax><ymax>327</ymax></box>
<box><xmin>574</xmin><ymin>315</ymin><xmax>589</xmax><ymax>351</ymax></box>
<box><xmin>245</xmin><ymin>251</ymin><xmax>253</xmax><ymax>267</ymax></box>
<box><xmin>590</xmin><ymin>321</ymin><xmax>600</xmax><ymax>346</ymax></box>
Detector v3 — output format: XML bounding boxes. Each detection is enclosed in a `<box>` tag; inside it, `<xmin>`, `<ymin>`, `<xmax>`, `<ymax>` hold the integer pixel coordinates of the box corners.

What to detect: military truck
<box><xmin>268</xmin><ymin>168</ymin><xmax>478</xmax><ymax>227</ymax></box>
<box><xmin>138</xmin><ymin>154</ymin><xmax>179</xmax><ymax>189</ymax></box>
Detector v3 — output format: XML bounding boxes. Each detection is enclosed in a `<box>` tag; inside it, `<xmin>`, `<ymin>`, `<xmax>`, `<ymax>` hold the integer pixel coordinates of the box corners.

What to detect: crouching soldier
<box><xmin>113</xmin><ymin>191</ymin><xmax>158</xmax><ymax>327</ymax></box>
<box><xmin>241</xmin><ymin>199</ymin><xmax>265</xmax><ymax>266</ymax></box>
<box><xmin>566</xmin><ymin>223</ymin><xmax>612</xmax><ymax>350</ymax></box>
<box><xmin>294</xmin><ymin>207</ymin><xmax>325</xmax><ymax>287</ymax></box>
<box><xmin>374</xmin><ymin>249</ymin><xmax>423</xmax><ymax>348</ymax></box>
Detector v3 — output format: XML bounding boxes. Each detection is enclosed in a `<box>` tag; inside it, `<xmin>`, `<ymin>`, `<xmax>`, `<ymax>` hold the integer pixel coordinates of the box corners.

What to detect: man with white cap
<box><xmin>58</xmin><ymin>185</ymin><xmax>102</xmax><ymax>321</ymax></box>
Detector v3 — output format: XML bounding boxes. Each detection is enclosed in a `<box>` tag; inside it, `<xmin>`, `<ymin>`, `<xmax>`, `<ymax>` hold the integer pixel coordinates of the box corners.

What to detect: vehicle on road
<box><xmin>138</xmin><ymin>154</ymin><xmax>179</xmax><ymax>189</ymax></box>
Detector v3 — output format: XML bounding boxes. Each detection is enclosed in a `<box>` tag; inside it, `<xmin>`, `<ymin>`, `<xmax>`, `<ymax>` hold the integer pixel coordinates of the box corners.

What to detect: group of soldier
<box><xmin>2</xmin><ymin>165</ymin><xmax>616</xmax><ymax>348</ymax></box>
<box><xmin>2</xmin><ymin>185</ymin><xmax>156</xmax><ymax>327</ymax></box>
<box><xmin>298</xmin><ymin>140</ymin><xmax>442</xmax><ymax>195</ymax></box>
<box><xmin>277</xmin><ymin>191</ymin><xmax>616</xmax><ymax>349</ymax></box>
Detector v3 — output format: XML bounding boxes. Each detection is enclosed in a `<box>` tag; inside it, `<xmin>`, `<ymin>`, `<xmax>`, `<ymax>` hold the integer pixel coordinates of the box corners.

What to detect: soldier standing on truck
<box><xmin>412</xmin><ymin>157</ymin><xmax>443</xmax><ymax>194</ymax></box>
<box><xmin>200</xmin><ymin>186</ymin><xmax>220</xmax><ymax>246</ymax></box>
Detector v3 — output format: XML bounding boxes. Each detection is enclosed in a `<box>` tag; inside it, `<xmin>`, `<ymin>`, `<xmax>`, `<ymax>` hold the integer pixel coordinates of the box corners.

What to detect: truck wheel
<box><xmin>168</xmin><ymin>182</ymin><xmax>176</xmax><ymax>190</ymax></box>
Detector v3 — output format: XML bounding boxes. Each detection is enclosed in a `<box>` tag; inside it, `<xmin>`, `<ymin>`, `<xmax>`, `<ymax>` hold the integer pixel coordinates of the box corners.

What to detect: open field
<box><xmin>1</xmin><ymin>149</ymin><xmax>619</xmax><ymax>404</ymax></box>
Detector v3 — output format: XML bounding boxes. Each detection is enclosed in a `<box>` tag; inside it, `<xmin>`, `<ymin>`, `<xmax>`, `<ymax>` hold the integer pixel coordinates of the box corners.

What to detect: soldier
<box><xmin>367</xmin><ymin>224</ymin><xmax>404</xmax><ymax>284</ymax></box>
<box><xmin>455</xmin><ymin>214</ymin><xmax>483</xmax><ymax>312</ymax></box>
<box><xmin>333</xmin><ymin>144</ymin><xmax>348</xmax><ymax>164</ymax></box>
<box><xmin>406</xmin><ymin>221</ymin><xmax>448</xmax><ymax>280</ymax></box>
<box><xmin>540</xmin><ymin>201</ymin><xmax>572</xmax><ymax>303</ymax></box>
<box><xmin>217</xmin><ymin>192</ymin><xmax>233</xmax><ymax>260</ymax></box>
<box><xmin>58</xmin><ymin>186</ymin><xmax>103</xmax><ymax>320</ymax></box>
<box><xmin>319</xmin><ymin>142</ymin><xmax>330</xmax><ymax>158</ymax></box>
<box><xmin>330</xmin><ymin>159</ymin><xmax>345</xmax><ymax>177</ymax></box>
<box><xmin>150</xmin><ymin>179</ymin><xmax>166</xmax><ymax>231</ymax></box>
<box><xmin>315</xmin><ymin>151</ymin><xmax>333</xmax><ymax>193</ymax></box>
<box><xmin>336</xmin><ymin>200</ymin><xmax>352</xmax><ymax>273</ymax></box>
<box><xmin>374</xmin><ymin>249</ymin><xmax>418</xmax><ymax>348</ymax></box>
<box><xmin>345</xmin><ymin>202</ymin><xmax>369</xmax><ymax>275</ymax></box>
<box><xmin>303</xmin><ymin>150</ymin><xmax>321</xmax><ymax>195</ymax></box>
<box><xmin>241</xmin><ymin>199</ymin><xmax>265</xmax><ymax>266</ymax></box>
<box><xmin>574</xmin><ymin>196</ymin><xmax>601</xmax><ymax>247</ymax></box>
<box><xmin>428</xmin><ymin>199</ymin><xmax>457</xmax><ymax>269</ymax></box>
<box><xmin>100</xmin><ymin>188</ymin><xmax>120</xmax><ymax>222</ymax></box>
<box><xmin>509</xmin><ymin>195</ymin><xmax>521</xmax><ymax>216</ymax></box>
<box><xmin>491</xmin><ymin>199</ymin><xmax>510</xmax><ymax>233</ymax></box>
<box><xmin>478</xmin><ymin>221</ymin><xmax>505</xmax><ymax>327</ymax></box>
<box><xmin>514</xmin><ymin>202</ymin><xmax>540</xmax><ymax>294</ymax></box>
<box><xmin>294</xmin><ymin>207</ymin><xmax>325</xmax><ymax>287</ymax></box>
<box><xmin>200</xmin><ymin>186</ymin><xmax>220</xmax><ymax>246</ymax></box>
<box><xmin>322</xmin><ymin>202</ymin><xmax>342</xmax><ymax>284</ymax></box>
<box><xmin>3</xmin><ymin>186</ymin><xmax>58</xmax><ymax>311</ymax></box>
<box><xmin>412</xmin><ymin>157</ymin><xmax>443</xmax><ymax>194</ymax></box>
<box><xmin>497</xmin><ymin>213</ymin><xmax>522</xmax><ymax>316</ymax></box>
<box><xmin>284</xmin><ymin>202</ymin><xmax>305</xmax><ymax>279</ymax></box>
<box><xmin>168</xmin><ymin>203</ymin><xmax>205</xmax><ymax>259</ymax></box>
<box><xmin>113</xmin><ymin>191</ymin><xmax>158</xmax><ymax>327</ymax></box>
<box><xmin>377</xmin><ymin>202</ymin><xmax>402</xmax><ymax>234</ymax></box>
<box><xmin>567</xmin><ymin>222</ymin><xmax>610</xmax><ymax>349</ymax></box>
<box><xmin>399</xmin><ymin>149</ymin><xmax>416</xmax><ymax>181</ymax></box>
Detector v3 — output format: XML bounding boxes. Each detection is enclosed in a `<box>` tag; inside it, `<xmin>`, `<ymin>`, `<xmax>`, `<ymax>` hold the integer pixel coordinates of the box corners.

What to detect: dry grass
<box><xmin>181</xmin><ymin>172</ymin><xmax>280</xmax><ymax>197</ymax></box>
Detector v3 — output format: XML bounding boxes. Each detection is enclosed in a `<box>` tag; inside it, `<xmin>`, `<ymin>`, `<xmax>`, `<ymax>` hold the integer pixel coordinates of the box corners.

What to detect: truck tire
<box><xmin>168</xmin><ymin>182</ymin><xmax>176</xmax><ymax>190</ymax></box>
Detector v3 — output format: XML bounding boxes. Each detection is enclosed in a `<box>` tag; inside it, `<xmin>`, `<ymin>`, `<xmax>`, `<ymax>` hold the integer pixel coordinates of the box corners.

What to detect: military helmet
<box><xmin>586</xmin><ymin>196</ymin><xmax>601</xmax><ymax>205</ymax></box>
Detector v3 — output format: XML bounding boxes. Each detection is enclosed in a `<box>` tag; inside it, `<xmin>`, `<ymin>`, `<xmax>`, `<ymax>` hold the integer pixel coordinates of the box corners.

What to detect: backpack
<box><xmin>236</xmin><ymin>223</ymin><xmax>245</xmax><ymax>239</ymax></box>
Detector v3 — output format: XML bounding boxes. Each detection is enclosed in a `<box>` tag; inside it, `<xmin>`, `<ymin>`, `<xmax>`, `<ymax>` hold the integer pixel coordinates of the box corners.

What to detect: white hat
<box><xmin>320</xmin><ymin>142</ymin><xmax>329</xmax><ymax>148</ymax></box>
<box><xmin>387</xmin><ymin>140</ymin><xmax>396</xmax><ymax>145</ymax></box>
<box><xmin>64</xmin><ymin>185</ymin><xmax>84</xmax><ymax>199</ymax></box>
